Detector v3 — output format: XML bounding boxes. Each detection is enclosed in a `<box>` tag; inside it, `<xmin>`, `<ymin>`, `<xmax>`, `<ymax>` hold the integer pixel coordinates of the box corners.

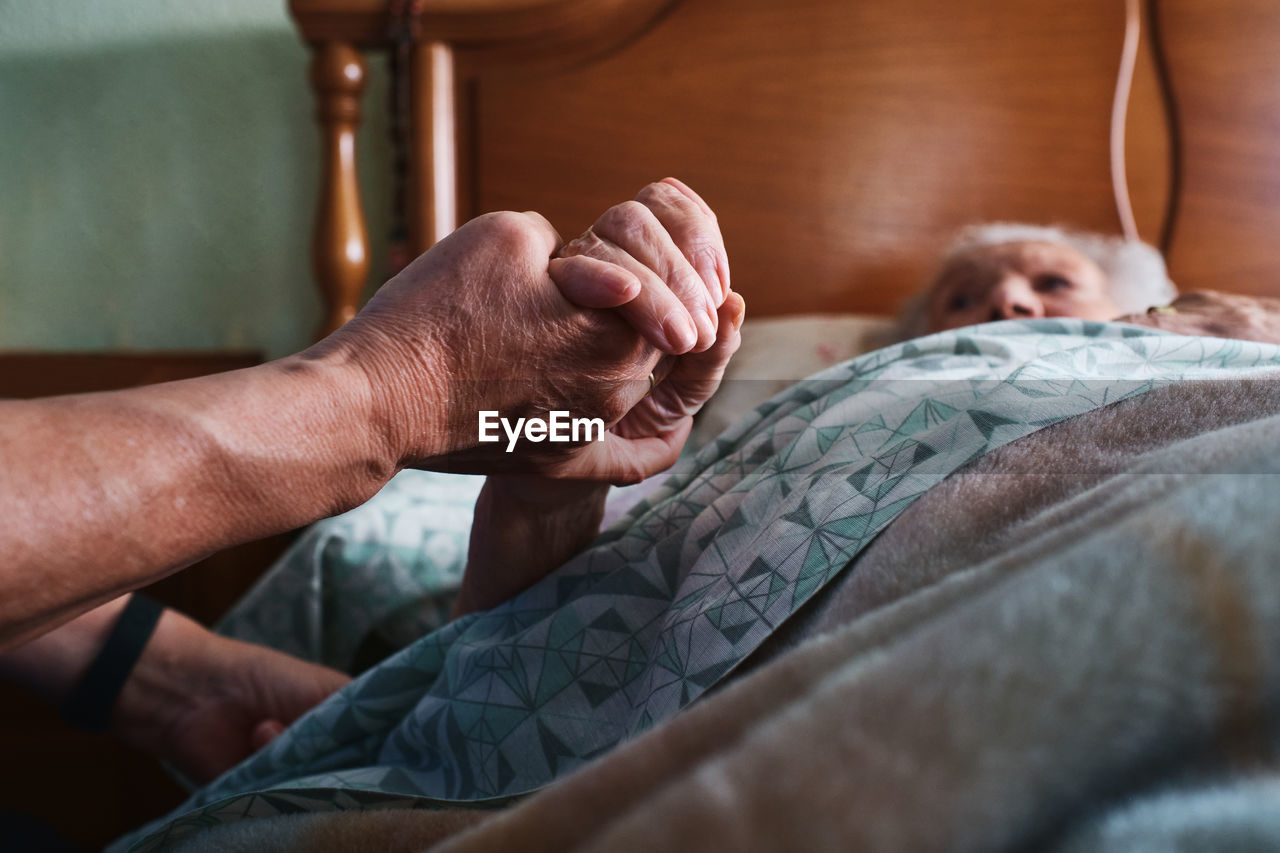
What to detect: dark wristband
<box><xmin>61</xmin><ymin>593</ymin><xmax>165</xmax><ymax>733</ymax></box>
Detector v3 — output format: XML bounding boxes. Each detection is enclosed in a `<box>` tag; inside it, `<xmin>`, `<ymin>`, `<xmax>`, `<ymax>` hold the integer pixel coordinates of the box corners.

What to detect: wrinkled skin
<box><xmin>1118</xmin><ymin>290</ymin><xmax>1280</xmax><ymax>345</ymax></box>
<box><xmin>457</xmin><ymin>293</ymin><xmax>744</xmax><ymax>616</ymax></box>
<box><xmin>925</xmin><ymin>240</ymin><xmax>1280</xmax><ymax>347</ymax></box>
<box><xmin>114</xmin><ymin>609</ymin><xmax>352</xmax><ymax>784</ymax></box>
<box><xmin>925</xmin><ymin>240</ymin><xmax>1118</xmax><ymax>333</ymax></box>
<box><xmin>0</xmin><ymin>178</ymin><xmax>741</xmax><ymax>780</ymax></box>
<box><xmin>133</xmin><ymin>178</ymin><xmax>741</xmax><ymax>775</ymax></box>
<box><xmin>318</xmin><ymin>178</ymin><xmax>734</xmax><ymax>486</ymax></box>
<box><xmin>454</xmin><ymin>180</ymin><xmax>744</xmax><ymax>614</ymax></box>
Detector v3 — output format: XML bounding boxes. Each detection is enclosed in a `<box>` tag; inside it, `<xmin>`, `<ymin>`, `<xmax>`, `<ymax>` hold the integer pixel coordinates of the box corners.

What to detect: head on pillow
<box><xmin>900</xmin><ymin>223</ymin><xmax>1178</xmax><ymax>337</ymax></box>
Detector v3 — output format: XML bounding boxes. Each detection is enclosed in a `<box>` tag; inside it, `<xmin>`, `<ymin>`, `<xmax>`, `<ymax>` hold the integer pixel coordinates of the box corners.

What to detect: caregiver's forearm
<box><xmin>0</xmin><ymin>350</ymin><xmax>415</xmax><ymax>650</ymax></box>
<box><xmin>0</xmin><ymin>594</ymin><xmax>129</xmax><ymax>701</ymax></box>
<box><xmin>454</xmin><ymin>477</ymin><xmax>610</xmax><ymax>617</ymax></box>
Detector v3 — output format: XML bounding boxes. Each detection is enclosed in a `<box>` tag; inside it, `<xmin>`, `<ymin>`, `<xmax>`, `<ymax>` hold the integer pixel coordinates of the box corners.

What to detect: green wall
<box><xmin>0</xmin><ymin>0</ymin><xmax>390</xmax><ymax>357</ymax></box>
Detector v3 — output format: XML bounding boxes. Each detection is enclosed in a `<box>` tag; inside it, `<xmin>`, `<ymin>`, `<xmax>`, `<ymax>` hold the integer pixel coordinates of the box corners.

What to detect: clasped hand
<box><xmin>320</xmin><ymin>177</ymin><xmax>743</xmax><ymax>486</ymax></box>
<box><xmin>0</xmin><ymin>179</ymin><xmax>742</xmax><ymax>786</ymax></box>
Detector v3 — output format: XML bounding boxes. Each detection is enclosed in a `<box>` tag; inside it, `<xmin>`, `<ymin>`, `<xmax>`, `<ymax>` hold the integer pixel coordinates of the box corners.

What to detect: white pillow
<box><xmin>692</xmin><ymin>313</ymin><xmax>897</xmax><ymax>446</ymax></box>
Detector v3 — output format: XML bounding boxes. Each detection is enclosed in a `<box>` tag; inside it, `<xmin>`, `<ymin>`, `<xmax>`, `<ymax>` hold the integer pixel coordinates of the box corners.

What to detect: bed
<box><xmin>115</xmin><ymin>0</ymin><xmax>1280</xmax><ymax>849</ymax></box>
<box><xmin>290</xmin><ymin>0</ymin><xmax>1280</xmax><ymax>326</ymax></box>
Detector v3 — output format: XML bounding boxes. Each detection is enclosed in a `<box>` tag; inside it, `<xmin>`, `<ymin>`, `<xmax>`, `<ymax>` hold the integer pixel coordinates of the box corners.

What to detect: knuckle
<box><xmin>560</xmin><ymin>229</ymin><xmax>608</xmax><ymax>260</ymax></box>
<box><xmin>689</xmin><ymin>240</ymin><xmax>722</xmax><ymax>270</ymax></box>
<box><xmin>596</xmin><ymin>200</ymin><xmax>656</xmax><ymax>243</ymax></box>
<box><xmin>478</xmin><ymin>211</ymin><xmax>534</xmax><ymax>248</ymax></box>
<box><xmin>645</xmin><ymin>180</ymin><xmax>718</xmax><ymax>224</ymax></box>
<box><xmin>635</xmin><ymin>181</ymin><xmax>677</xmax><ymax>206</ymax></box>
<box><xmin>675</xmin><ymin>265</ymin><xmax>709</xmax><ymax>303</ymax></box>
<box><xmin>640</xmin><ymin>182</ymin><xmax>720</xmax><ymax>232</ymax></box>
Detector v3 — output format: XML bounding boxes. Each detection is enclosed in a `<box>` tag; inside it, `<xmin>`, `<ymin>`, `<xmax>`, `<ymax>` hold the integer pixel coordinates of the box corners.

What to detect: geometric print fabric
<box><xmin>122</xmin><ymin>320</ymin><xmax>1280</xmax><ymax>852</ymax></box>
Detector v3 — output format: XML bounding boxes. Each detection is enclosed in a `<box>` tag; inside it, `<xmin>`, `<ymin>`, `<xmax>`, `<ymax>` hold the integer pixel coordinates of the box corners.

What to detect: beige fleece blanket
<box><xmin>174</xmin><ymin>380</ymin><xmax>1280</xmax><ymax>852</ymax></box>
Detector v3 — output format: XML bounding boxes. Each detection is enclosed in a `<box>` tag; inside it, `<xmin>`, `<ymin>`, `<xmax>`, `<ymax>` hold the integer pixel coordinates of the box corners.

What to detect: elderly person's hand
<box><xmin>454</xmin><ymin>291</ymin><xmax>744</xmax><ymax>617</ymax></box>
<box><xmin>448</xmin><ymin>180</ymin><xmax>743</xmax><ymax>616</ymax></box>
<box><xmin>0</xmin><ymin>597</ymin><xmax>349</xmax><ymax>784</ymax></box>
<box><xmin>0</xmin><ymin>179</ymin><xmax>732</xmax><ymax>645</ymax></box>
<box><xmin>550</xmin><ymin>177</ymin><xmax>740</xmax><ymax>482</ymax></box>
<box><xmin>110</xmin><ymin>607</ymin><xmax>348</xmax><ymax>778</ymax></box>
<box><xmin>113</xmin><ymin>609</ymin><xmax>349</xmax><ymax>784</ymax></box>
<box><xmin>318</xmin><ymin>178</ymin><xmax>730</xmax><ymax>485</ymax></box>
<box><xmin>1115</xmin><ymin>290</ymin><xmax>1280</xmax><ymax>345</ymax></box>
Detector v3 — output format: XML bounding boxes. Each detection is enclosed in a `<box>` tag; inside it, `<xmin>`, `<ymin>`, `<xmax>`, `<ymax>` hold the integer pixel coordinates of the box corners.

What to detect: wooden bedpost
<box><xmin>289</xmin><ymin>0</ymin><xmax>676</xmax><ymax>335</ymax></box>
<box><xmin>309</xmin><ymin>41</ymin><xmax>369</xmax><ymax>339</ymax></box>
<box><xmin>409</xmin><ymin>41</ymin><xmax>458</xmax><ymax>253</ymax></box>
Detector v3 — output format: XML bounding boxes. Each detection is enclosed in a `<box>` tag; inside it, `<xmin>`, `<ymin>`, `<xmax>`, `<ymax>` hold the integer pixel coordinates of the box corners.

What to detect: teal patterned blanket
<box><xmin>120</xmin><ymin>320</ymin><xmax>1280</xmax><ymax>851</ymax></box>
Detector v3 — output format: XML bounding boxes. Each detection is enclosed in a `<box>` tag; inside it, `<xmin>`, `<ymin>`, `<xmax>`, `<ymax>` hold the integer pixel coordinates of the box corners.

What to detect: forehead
<box><xmin>940</xmin><ymin>240</ymin><xmax>1101</xmax><ymax>279</ymax></box>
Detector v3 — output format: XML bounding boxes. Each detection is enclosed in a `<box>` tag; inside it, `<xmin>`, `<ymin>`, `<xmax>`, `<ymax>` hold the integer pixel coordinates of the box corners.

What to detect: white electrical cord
<box><xmin>1110</xmin><ymin>0</ymin><xmax>1142</xmax><ymax>241</ymax></box>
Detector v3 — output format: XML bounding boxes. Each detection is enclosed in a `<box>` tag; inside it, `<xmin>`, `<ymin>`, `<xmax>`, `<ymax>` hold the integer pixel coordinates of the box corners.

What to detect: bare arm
<box><xmin>0</xmin><ymin>594</ymin><xmax>350</xmax><ymax>782</ymax></box>
<box><xmin>455</xmin><ymin>478</ymin><xmax>611</xmax><ymax>617</ymax></box>
<box><xmin>1</xmin><ymin>179</ymin><xmax>725</xmax><ymax>649</ymax></box>
<box><xmin>0</xmin><ymin>352</ymin><xmax>396</xmax><ymax>648</ymax></box>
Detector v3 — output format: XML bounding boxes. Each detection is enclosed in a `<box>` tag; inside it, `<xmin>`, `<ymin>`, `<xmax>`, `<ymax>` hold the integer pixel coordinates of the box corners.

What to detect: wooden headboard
<box><xmin>290</xmin><ymin>0</ymin><xmax>1280</xmax><ymax>332</ymax></box>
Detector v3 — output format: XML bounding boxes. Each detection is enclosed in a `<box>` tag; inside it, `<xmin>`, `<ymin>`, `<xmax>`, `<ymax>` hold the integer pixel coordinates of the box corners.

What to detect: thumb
<box><xmin>548</xmin><ymin>255</ymin><xmax>642</xmax><ymax>308</ymax></box>
<box><xmin>251</xmin><ymin>719</ymin><xmax>288</xmax><ymax>752</ymax></box>
<box><xmin>561</xmin><ymin>417</ymin><xmax>692</xmax><ymax>485</ymax></box>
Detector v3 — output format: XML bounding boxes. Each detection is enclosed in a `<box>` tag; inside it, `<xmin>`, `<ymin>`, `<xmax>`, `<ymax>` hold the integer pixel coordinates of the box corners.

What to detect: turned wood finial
<box><xmin>410</xmin><ymin>41</ymin><xmax>458</xmax><ymax>252</ymax></box>
<box><xmin>309</xmin><ymin>42</ymin><xmax>369</xmax><ymax>339</ymax></box>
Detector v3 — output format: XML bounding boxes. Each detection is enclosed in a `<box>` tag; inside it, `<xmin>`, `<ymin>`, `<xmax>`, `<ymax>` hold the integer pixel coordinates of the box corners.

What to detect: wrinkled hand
<box><xmin>474</xmin><ymin>290</ymin><xmax>744</xmax><ymax>514</ymax></box>
<box><xmin>453</xmin><ymin>293</ymin><xmax>744</xmax><ymax>616</ymax></box>
<box><xmin>316</xmin><ymin>178</ymin><xmax>731</xmax><ymax>485</ymax></box>
<box><xmin>549</xmin><ymin>178</ymin><xmax>730</xmax><ymax>355</ymax></box>
<box><xmin>1116</xmin><ymin>290</ymin><xmax>1280</xmax><ymax>345</ymax></box>
<box><xmin>451</xmin><ymin>182</ymin><xmax>741</xmax><ymax>614</ymax></box>
<box><xmin>550</xmin><ymin>178</ymin><xmax>741</xmax><ymax>483</ymax></box>
<box><xmin>114</xmin><ymin>610</ymin><xmax>349</xmax><ymax>784</ymax></box>
<box><xmin>480</xmin><ymin>179</ymin><xmax>742</xmax><ymax>495</ymax></box>
<box><xmin>615</xmin><ymin>293</ymin><xmax>744</xmax><ymax>440</ymax></box>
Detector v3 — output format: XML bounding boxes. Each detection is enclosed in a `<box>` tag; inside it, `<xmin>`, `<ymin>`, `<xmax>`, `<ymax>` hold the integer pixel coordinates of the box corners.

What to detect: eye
<box><xmin>1035</xmin><ymin>274</ymin><xmax>1072</xmax><ymax>292</ymax></box>
<box><xmin>947</xmin><ymin>292</ymin><xmax>976</xmax><ymax>312</ymax></box>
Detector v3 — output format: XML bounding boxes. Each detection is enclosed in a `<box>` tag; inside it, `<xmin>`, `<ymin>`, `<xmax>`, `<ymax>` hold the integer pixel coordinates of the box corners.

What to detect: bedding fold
<box><xmin>436</xmin><ymin>414</ymin><xmax>1280</xmax><ymax>852</ymax></box>
<box><xmin>169</xmin><ymin>408</ymin><xmax>1280</xmax><ymax>853</ymax></box>
<box><xmin>117</xmin><ymin>320</ymin><xmax>1280</xmax><ymax>851</ymax></box>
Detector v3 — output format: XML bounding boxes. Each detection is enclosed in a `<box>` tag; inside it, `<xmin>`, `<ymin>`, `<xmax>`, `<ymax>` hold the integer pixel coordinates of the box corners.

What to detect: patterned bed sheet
<box><xmin>118</xmin><ymin>319</ymin><xmax>1280</xmax><ymax>851</ymax></box>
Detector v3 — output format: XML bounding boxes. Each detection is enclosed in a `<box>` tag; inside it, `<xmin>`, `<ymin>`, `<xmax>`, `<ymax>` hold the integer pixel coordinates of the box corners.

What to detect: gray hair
<box><xmin>898</xmin><ymin>223</ymin><xmax>1178</xmax><ymax>338</ymax></box>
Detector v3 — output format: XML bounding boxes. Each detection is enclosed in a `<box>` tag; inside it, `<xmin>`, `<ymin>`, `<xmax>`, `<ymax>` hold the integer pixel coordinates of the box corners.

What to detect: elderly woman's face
<box><xmin>925</xmin><ymin>241</ymin><xmax>1119</xmax><ymax>333</ymax></box>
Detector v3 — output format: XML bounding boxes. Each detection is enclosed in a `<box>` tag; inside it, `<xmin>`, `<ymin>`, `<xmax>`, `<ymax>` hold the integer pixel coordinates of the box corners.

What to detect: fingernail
<box><xmin>663</xmin><ymin>313</ymin><xmax>697</xmax><ymax>352</ymax></box>
<box><xmin>693</xmin><ymin>304</ymin><xmax>716</xmax><ymax>351</ymax></box>
<box><xmin>732</xmin><ymin>295</ymin><xmax>746</xmax><ymax>331</ymax></box>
